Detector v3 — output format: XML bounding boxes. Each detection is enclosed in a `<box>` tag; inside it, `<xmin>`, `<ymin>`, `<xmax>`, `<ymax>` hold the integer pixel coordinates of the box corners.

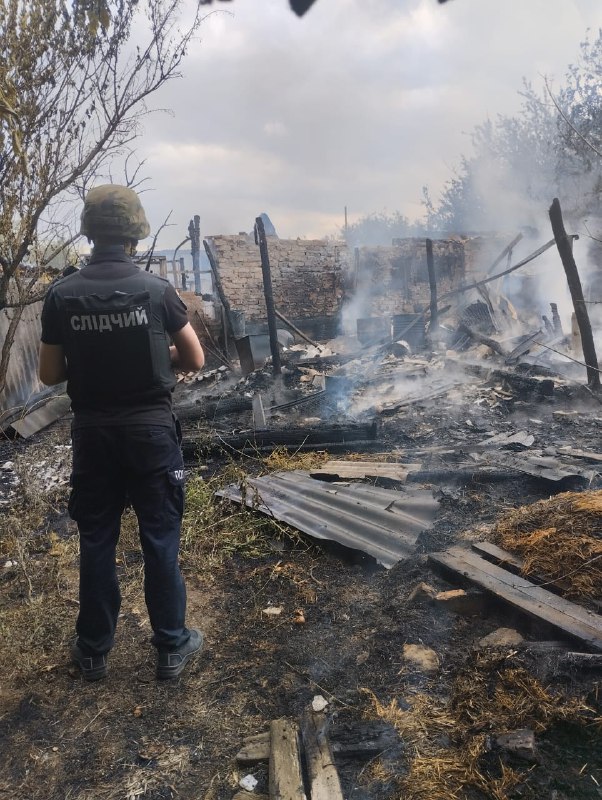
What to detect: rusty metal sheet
<box><xmin>216</xmin><ymin>470</ymin><xmax>439</xmax><ymax>568</ymax></box>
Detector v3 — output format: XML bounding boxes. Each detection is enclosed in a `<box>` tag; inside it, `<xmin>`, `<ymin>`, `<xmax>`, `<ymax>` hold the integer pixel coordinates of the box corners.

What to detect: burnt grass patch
<box><xmin>1</xmin><ymin>396</ymin><xmax>602</xmax><ymax>800</ymax></box>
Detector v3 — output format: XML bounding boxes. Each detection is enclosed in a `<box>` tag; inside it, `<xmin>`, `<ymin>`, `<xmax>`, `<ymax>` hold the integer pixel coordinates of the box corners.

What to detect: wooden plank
<box><xmin>269</xmin><ymin>719</ymin><xmax>306</xmax><ymax>800</ymax></box>
<box><xmin>310</xmin><ymin>460</ymin><xmax>421</xmax><ymax>482</ymax></box>
<box><xmin>236</xmin><ymin>732</ymin><xmax>270</xmax><ymax>765</ymax></box>
<box><xmin>301</xmin><ymin>711</ymin><xmax>344</xmax><ymax>800</ymax></box>
<box><xmin>561</xmin><ymin>652</ymin><xmax>602</xmax><ymax>669</ymax></box>
<box><xmin>233</xmin><ymin>793</ymin><xmax>269</xmax><ymax>800</ymax></box>
<box><xmin>429</xmin><ymin>546</ymin><xmax>602</xmax><ymax>651</ymax></box>
<box><xmin>471</xmin><ymin>542</ymin><xmax>602</xmax><ymax>613</ymax></box>
<box><xmin>237</xmin><ymin>722</ymin><xmax>398</xmax><ymax>764</ymax></box>
<box><xmin>471</xmin><ymin>541</ymin><xmax>523</xmax><ymax>571</ymax></box>
<box><xmin>252</xmin><ymin>394</ymin><xmax>267</xmax><ymax>428</ymax></box>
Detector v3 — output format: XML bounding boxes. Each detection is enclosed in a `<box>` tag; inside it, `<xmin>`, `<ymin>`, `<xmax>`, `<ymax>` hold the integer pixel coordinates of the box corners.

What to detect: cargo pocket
<box><xmin>167</xmin><ymin>467</ymin><xmax>185</xmax><ymax>518</ymax></box>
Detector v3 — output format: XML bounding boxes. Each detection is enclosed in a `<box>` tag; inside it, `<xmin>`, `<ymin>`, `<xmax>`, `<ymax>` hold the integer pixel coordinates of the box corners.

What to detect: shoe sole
<box><xmin>79</xmin><ymin>666</ymin><xmax>108</xmax><ymax>681</ymax></box>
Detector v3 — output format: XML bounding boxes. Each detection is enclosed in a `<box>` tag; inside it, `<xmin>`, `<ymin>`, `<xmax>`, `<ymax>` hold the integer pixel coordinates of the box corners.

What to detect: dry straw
<box><xmin>492</xmin><ymin>490</ymin><xmax>602</xmax><ymax>604</ymax></box>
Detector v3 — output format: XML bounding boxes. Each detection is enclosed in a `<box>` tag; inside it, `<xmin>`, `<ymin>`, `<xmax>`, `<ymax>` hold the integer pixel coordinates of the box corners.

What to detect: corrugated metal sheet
<box><xmin>216</xmin><ymin>470</ymin><xmax>439</xmax><ymax>568</ymax></box>
<box><xmin>9</xmin><ymin>394</ymin><xmax>71</xmax><ymax>438</ymax></box>
<box><xmin>0</xmin><ymin>300</ymin><xmax>46</xmax><ymax>420</ymax></box>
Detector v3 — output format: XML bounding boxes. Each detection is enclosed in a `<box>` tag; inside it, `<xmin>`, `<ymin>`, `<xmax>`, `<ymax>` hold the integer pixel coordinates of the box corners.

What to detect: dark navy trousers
<box><xmin>69</xmin><ymin>423</ymin><xmax>189</xmax><ymax>656</ymax></box>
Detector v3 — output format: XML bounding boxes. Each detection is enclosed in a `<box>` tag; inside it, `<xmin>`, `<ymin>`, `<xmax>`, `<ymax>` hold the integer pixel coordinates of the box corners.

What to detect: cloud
<box><xmin>134</xmin><ymin>0</ymin><xmax>602</xmax><ymax>246</ymax></box>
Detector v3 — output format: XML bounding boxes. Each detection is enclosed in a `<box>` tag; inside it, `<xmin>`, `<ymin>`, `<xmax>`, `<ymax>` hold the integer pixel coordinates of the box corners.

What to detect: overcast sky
<box><xmin>134</xmin><ymin>0</ymin><xmax>602</xmax><ymax>247</ymax></box>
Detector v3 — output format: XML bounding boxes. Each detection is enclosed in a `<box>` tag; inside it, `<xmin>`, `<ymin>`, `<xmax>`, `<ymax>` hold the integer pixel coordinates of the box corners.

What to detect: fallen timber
<box><xmin>182</xmin><ymin>421</ymin><xmax>379</xmax><ymax>460</ymax></box>
<box><xmin>429</xmin><ymin>545</ymin><xmax>602</xmax><ymax>652</ymax></box>
<box><xmin>310</xmin><ymin>460</ymin><xmax>422</xmax><ymax>483</ymax></box>
<box><xmin>236</xmin><ymin>714</ymin><xmax>398</xmax><ymax>800</ymax></box>
<box><xmin>269</xmin><ymin>718</ymin><xmax>304</xmax><ymax>800</ymax></box>
<box><xmin>235</xmin><ymin>721</ymin><xmax>398</xmax><ymax>766</ymax></box>
<box><xmin>471</xmin><ymin>541</ymin><xmax>602</xmax><ymax>613</ymax></box>
<box><xmin>301</xmin><ymin>711</ymin><xmax>344</xmax><ymax>800</ymax></box>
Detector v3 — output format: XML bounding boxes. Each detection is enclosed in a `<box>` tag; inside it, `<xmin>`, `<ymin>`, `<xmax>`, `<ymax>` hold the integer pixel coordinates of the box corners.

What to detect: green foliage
<box><xmin>180</xmin><ymin>473</ymin><xmax>286</xmax><ymax>568</ymax></box>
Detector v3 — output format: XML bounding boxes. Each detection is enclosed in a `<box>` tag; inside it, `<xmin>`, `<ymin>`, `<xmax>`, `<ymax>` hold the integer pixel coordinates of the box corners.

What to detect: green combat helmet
<box><xmin>80</xmin><ymin>184</ymin><xmax>151</xmax><ymax>242</ymax></box>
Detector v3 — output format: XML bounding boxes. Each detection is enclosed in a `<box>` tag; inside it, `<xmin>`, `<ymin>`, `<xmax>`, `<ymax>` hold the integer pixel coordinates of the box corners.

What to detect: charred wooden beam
<box><xmin>274</xmin><ymin>308</ymin><xmax>322</xmax><ymax>351</ymax></box>
<box><xmin>177</xmin><ymin>396</ymin><xmax>253</xmax><ymax>422</ymax></box>
<box><xmin>426</xmin><ymin>238</ymin><xmax>438</xmax><ymax>332</ymax></box>
<box><xmin>549</xmin><ymin>198</ymin><xmax>600</xmax><ymax>389</ymax></box>
<box><xmin>236</xmin><ymin>721</ymin><xmax>399</xmax><ymax>766</ymax></box>
<box><xmin>203</xmin><ymin>239</ymin><xmax>238</xmax><ymax>345</ymax></box>
<box><xmin>550</xmin><ymin>302</ymin><xmax>563</xmax><ymax>335</ymax></box>
<box><xmin>485</xmin><ymin>233</ymin><xmax>524</xmax><ymax>276</ymax></box>
<box><xmin>491</xmin><ymin>369</ymin><xmax>554</xmax><ymax>400</ymax></box>
<box><xmin>255</xmin><ymin>217</ymin><xmax>282</xmax><ymax>376</ymax></box>
<box><xmin>457</xmin><ymin>322</ymin><xmax>506</xmax><ymax>356</ymax></box>
<box><xmin>182</xmin><ymin>421</ymin><xmax>379</xmax><ymax>460</ymax></box>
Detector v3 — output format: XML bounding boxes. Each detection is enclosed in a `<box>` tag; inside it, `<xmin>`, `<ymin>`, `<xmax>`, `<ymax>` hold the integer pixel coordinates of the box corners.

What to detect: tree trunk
<box><xmin>0</xmin><ymin>304</ymin><xmax>25</xmax><ymax>400</ymax></box>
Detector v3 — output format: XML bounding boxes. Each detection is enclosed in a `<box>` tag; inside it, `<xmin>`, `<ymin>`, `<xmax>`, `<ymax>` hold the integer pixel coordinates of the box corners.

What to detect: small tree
<box><xmin>425</xmin><ymin>31</ymin><xmax>602</xmax><ymax>234</ymax></box>
<box><xmin>0</xmin><ymin>0</ymin><xmax>206</xmax><ymax>397</ymax></box>
<box><xmin>343</xmin><ymin>210</ymin><xmax>424</xmax><ymax>248</ymax></box>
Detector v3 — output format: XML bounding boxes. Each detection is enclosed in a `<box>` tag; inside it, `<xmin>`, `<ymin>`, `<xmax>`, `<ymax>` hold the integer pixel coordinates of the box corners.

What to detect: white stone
<box><xmin>262</xmin><ymin>606</ymin><xmax>284</xmax><ymax>617</ymax></box>
<box><xmin>239</xmin><ymin>775</ymin><xmax>258</xmax><ymax>791</ymax></box>
<box><xmin>312</xmin><ymin>695</ymin><xmax>329</xmax><ymax>712</ymax></box>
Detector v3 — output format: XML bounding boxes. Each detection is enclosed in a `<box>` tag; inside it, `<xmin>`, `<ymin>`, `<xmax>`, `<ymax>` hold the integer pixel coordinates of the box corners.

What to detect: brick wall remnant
<box><xmin>355</xmin><ymin>239</ymin><xmax>466</xmax><ymax>318</ymax></box>
<box><xmin>205</xmin><ymin>234</ymin><xmax>350</xmax><ymax>323</ymax></box>
<box><xmin>203</xmin><ymin>233</ymin><xmax>515</xmax><ymax>333</ymax></box>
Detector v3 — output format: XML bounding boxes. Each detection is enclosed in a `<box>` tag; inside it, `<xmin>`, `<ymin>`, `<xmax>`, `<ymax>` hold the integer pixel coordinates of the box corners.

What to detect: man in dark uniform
<box><xmin>39</xmin><ymin>185</ymin><xmax>205</xmax><ymax>681</ymax></box>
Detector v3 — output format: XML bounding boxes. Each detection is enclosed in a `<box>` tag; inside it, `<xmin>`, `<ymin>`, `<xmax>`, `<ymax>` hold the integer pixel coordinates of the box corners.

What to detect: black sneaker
<box><xmin>156</xmin><ymin>629</ymin><xmax>204</xmax><ymax>680</ymax></box>
<box><xmin>71</xmin><ymin>642</ymin><xmax>108</xmax><ymax>681</ymax></box>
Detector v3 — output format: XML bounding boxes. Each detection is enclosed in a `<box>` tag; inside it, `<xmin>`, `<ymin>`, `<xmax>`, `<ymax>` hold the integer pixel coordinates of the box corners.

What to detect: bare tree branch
<box><xmin>544</xmin><ymin>76</ymin><xmax>602</xmax><ymax>160</ymax></box>
<box><xmin>0</xmin><ymin>0</ymin><xmax>208</xmax><ymax>395</ymax></box>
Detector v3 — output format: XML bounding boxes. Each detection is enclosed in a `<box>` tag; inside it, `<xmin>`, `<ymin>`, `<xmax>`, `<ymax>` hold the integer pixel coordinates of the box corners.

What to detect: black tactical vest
<box><xmin>51</xmin><ymin>268</ymin><xmax>176</xmax><ymax>409</ymax></box>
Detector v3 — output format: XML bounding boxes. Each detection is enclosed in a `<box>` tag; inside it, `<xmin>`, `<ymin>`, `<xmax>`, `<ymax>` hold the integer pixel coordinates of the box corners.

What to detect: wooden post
<box><xmin>171</xmin><ymin>256</ymin><xmax>179</xmax><ymax>288</ymax></box>
<box><xmin>203</xmin><ymin>239</ymin><xmax>237</xmax><ymax>342</ymax></box>
<box><xmin>485</xmin><ymin>233</ymin><xmax>524</xmax><ymax>276</ymax></box>
<box><xmin>159</xmin><ymin>256</ymin><xmax>168</xmax><ymax>279</ymax></box>
<box><xmin>179</xmin><ymin>257</ymin><xmax>187</xmax><ymax>291</ymax></box>
<box><xmin>426</xmin><ymin>238</ymin><xmax>438</xmax><ymax>332</ymax></box>
<box><xmin>550</xmin><ymin>302</ymin><xmax>563</xmax><ymax>335</ymax></box>
<box><xmin>549</xmin><ymin>198</ymin><xmax>600</xmax><ymax>389</ymax></box>
<box><xmin>255</xmin><ymin>216</ymin><xmax>282</xmax><ymax>376</ymax></box>
<box><xmin>188</xmin><ymin>215</ymin><xmax>201</xmax><ymax>294</ymax></box>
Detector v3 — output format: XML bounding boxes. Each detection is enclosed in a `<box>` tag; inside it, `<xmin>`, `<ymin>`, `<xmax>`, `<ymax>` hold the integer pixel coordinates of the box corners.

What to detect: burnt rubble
<box><xmin>2</xmin><ymin>229</ymin><xmax>602</xmax><ymax>799</ymax></box>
